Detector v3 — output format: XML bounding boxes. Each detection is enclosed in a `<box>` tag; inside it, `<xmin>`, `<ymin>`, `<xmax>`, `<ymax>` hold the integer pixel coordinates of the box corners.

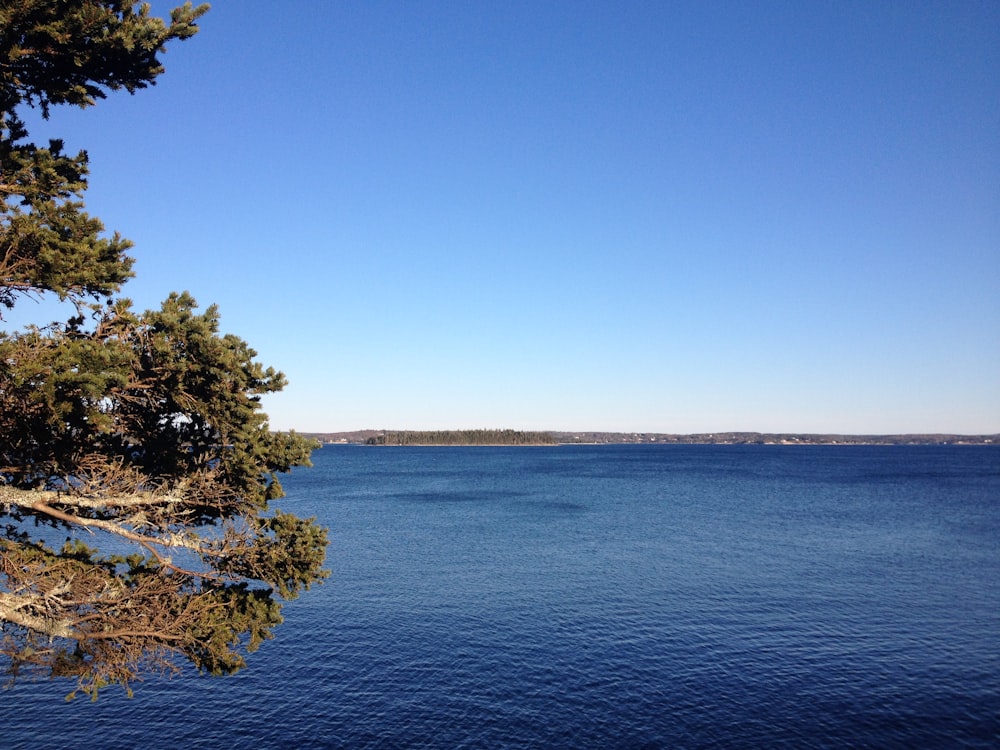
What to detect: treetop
<box><xmin>1</xmin><ymin>1</ymin><xmax>210</xmax><ymax>116</ymax></box>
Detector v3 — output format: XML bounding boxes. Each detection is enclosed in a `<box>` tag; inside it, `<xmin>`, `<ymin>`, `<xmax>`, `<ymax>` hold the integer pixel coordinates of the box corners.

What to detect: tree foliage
<box><xmin>0</xmin><ymin>1</ymin><xmax>328</xmax><ymax>699</ymax></box>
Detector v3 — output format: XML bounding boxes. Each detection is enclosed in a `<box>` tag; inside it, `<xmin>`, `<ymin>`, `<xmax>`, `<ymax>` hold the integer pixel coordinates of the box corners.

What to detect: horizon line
<box><xmin>290</xmin><ymin>428</ymin><xmax>1000</xmax><ymax>438</ymax></box>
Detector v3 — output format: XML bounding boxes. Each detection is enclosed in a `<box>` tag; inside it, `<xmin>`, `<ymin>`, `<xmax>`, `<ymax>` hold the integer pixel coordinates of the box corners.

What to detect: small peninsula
<box><xmin>364</xmin><ymin>429</ymin><xmax>556</xmax><ymax>446</ymax></box>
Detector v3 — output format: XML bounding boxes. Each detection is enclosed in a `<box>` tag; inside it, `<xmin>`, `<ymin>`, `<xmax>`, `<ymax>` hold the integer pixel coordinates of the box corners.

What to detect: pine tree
<box><xmin>0</xmin><ymin>1</ymin><xmax>328</xmax><ymax>699</ymax></box>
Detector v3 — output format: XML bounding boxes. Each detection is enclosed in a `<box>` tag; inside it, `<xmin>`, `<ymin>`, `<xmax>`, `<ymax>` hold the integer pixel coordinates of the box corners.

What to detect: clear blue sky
<box><xmin>14</xmin><ymin>1</ymin><xmax>1000</xmax><ymax>433</ymax></box>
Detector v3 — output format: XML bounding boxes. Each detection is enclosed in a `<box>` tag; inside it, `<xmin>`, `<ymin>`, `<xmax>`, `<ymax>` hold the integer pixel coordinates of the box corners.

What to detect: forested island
<box><xmin>364</xmin><ymin>429</ymin><xmax>556</xmax><ymax>446</ymax></box>
<box><xmin>302</xmin><ymin>430</ymin><xmax>997</xmax><ymax>446</ymax></box>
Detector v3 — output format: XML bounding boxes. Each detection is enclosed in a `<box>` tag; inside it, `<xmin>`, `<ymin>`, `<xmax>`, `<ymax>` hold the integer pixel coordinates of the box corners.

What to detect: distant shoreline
<box><xmin>301</xmin><ymin>430</ymin><xmax>998</xmax><ymax>447</ymax></box>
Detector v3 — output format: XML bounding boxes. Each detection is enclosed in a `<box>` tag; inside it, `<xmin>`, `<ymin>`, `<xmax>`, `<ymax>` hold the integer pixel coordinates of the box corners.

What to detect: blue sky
<box><xmin>12</xmin><ymin>1</ymin><xmax>1000</xmax><ymax>433</ymax></box>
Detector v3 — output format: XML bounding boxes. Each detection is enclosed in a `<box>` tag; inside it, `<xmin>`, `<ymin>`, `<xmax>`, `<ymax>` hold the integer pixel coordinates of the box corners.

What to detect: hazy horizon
<box><xmin>300</xmin><ymin>427</ymin><xmax>999</xmax><ymax>438</ymax></box>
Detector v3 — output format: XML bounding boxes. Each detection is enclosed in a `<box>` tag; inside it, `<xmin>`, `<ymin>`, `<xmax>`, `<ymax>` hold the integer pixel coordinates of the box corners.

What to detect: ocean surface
<box><xmin>3</xmin><ymin>444</ymin><xmax>999</xmax><ymax>749</ymax></box>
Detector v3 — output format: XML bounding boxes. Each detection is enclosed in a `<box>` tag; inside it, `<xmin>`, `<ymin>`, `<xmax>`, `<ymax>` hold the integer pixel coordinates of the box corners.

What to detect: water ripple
<box><xmin>4</xmin><ymin>445</ymin><xmax>999</xmax><ymax>749</ymax></box>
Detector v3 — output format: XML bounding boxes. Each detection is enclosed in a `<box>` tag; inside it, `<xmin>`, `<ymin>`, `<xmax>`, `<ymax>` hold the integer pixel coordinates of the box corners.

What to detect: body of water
<box><xmin>4</xmin><ymin>445</ymin><xmax>999</xmax><ymax>748</ymax></box>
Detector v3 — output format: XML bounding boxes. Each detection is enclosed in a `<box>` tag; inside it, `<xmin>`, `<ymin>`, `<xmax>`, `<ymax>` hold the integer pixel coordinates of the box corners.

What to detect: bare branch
<box><xmin>0</xmin><ymin>592</ymin><xmax>76</xmax><ymax>639</ymax></box>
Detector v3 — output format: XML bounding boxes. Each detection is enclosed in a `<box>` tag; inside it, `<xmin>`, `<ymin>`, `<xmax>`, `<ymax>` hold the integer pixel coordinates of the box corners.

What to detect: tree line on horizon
<box><xmin>306</xmin><ymin>430</ymin><xmax>997</xmax><ymax>446</ymax></box>
<box><xmin>365</xmin><ymin>430</ymin><xmax>557</xmax><ymax>446</ymax></box>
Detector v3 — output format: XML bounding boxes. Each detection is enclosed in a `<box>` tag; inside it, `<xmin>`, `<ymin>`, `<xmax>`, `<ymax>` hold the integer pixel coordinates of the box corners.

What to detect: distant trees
<box><xmin>1</xmin><ymin>1</ymin><xmax>327</xmax><ymax>699</ymax></box>
<box><xmin>366</xmin><ymin>430</ymin><xmax>556</xmax><ymax>446</ymax></box>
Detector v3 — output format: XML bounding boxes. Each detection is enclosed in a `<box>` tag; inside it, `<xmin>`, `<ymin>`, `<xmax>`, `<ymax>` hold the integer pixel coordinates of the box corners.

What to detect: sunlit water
<box><xmin>4</xmin><ymin>445</ymin><xmax>999</xmax><ymax>749</ymax></box>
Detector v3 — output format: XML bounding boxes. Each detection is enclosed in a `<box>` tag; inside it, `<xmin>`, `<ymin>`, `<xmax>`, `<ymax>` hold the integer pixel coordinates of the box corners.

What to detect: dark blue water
<box><xmin>4</xmin><ymin>445</ymin><xmax>999</xmax><ymax>748</ymax></box>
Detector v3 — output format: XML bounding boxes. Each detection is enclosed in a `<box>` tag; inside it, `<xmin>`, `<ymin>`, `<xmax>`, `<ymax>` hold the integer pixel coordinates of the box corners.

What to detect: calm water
<box><xmin>4</xmin><ymin>445</ymin><xmax>999</xmax><ymax>749</ymax></box>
